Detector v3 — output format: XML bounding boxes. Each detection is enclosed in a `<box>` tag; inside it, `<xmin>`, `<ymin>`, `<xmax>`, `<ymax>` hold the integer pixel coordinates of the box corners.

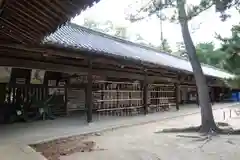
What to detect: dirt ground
<box><xmin>33</xmin><ymin>107</ymin><xmax>240</xmax><ymax>160</ymax></box>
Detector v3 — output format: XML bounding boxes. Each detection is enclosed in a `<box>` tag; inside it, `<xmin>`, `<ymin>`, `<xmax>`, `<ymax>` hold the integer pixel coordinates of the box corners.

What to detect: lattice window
<box><xmin>148</xmin><ymin>83</ymin><xmax>176</xmax><ymax>113</ymax></box>
<box><xmin>93</xmin><ymin>81</ymin><xmax>144</xmax><ymax>117</ymax></box>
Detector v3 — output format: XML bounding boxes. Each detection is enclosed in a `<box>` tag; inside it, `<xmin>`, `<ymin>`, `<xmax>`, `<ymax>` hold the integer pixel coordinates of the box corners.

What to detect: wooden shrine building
<box><xmin>0</xmin><ymin>23</ymin><xmax>235</xmax><ymax>123</ymax></box>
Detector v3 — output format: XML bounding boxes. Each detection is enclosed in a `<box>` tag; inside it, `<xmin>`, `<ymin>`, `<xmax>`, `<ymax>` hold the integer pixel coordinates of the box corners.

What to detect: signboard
<box><xmin>67</xmin><ymin>88</ymin><xmax>85</xmax><ymax>111</ymax></box>
<box><xmin>16</xmin><ymin>78</ymin><xmax>26</xmax><ymax>84</ymax></box>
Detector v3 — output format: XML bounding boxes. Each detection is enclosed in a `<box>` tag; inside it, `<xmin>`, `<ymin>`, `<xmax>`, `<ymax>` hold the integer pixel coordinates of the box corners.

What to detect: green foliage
<box><xmin>158</xmin><ymin>39</ymin><xmax>172</xmax><ymax>53</ymax></box>
<box><xmin>214</xmin><ymin>0</ymin><xmax>240</xmax><ymax>21</ymax></box>
<box><xmin>218</xmin><ymin>23</ymin><xmax>240</xmax><ymax>74</ymax></box>
<box><xmin>219</xmin><ymin>24</ymin><xmax>240</xmax><ymax>58</ymax></box>
<box><xmin>127</xmin><ymin>0</ymin><xmax>238</xmax><ymax>69</ymax></box>
<box><xmin>196</xmin><ymin>42</ymin><xmax>228</xmax><ymax>68</ymax></box>
<box><xmin>126</xmin><ymin>0</ymin><xmax>239</xmax><ymax>128</ymax></box>
<box><xmin>187</xmin><ymin>0</ymin><xmax>214</xmax><ymax>20</ymax></box>
<box><xmin>217</xmin><ymin>23</ymin><xmax>240</xmax><ymax>88</ymax></box>
<box><xmin>215</xmin><ymin>0</ymin><xmax>240</xmax><ymax>12</ymax></box>
<box><xmin>173</xmin><ymin>42</ymin><xmax>228</xmax><ymax>69</ymax></box>
<box><xmin>127</xmin><ymin>0</ymin><xmax>239</xmax><ymax>22</ymax></box>
<box><xmin>225</xmin><ymin>76</ymin><xmax>240</xmax><ymax>89</ymax></box>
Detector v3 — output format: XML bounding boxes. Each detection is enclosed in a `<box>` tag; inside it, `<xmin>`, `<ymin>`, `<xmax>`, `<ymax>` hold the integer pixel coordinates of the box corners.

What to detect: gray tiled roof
<box><xmin>44</xmin><ymin>23</ymin><xmax>234</xmax><ymax>79</ymax></box>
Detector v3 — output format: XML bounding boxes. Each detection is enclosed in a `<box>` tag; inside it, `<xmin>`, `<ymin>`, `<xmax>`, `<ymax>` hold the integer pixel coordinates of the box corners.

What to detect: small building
<box><xmin>0</xmin><ymin>23</ymin><xmax>235</xmax><ymax>123</ymax></box>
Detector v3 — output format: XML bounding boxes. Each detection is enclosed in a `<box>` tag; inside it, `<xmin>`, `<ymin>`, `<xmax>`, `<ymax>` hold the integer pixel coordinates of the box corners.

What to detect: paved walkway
<box><xmin>0</xmin><ymin>144</ymin><xmax>47</xmax><ymax>160</ymax></box>
<box><xmin>0</xmin><ymin>103</ymin><xmax>238</xmax><ymax>145</ymax></box>
<box><xmin>0</xmin><ymin>103</ymin><xmax>238</xmax><ymax>160</ymax></box>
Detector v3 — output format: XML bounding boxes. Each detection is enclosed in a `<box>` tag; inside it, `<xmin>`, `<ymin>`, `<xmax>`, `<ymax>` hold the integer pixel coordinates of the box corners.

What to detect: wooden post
<box><xmin>174</xmin><ymin>83</ymin><xmax>179</xmax><ymax>110</ymax></box>
<box><xmin>196</xmin><ymin>87</ymin><xmax>199</xmax><ymax>106</ymax></box>
<box><xmin>116</xmin><ymin>84</ymin><xmax>119</xmax><ymax>109</ymax></box>
<box><xmin>86</xmin><ymin>60</ymin><xmax>93</xmax><ymax>123</ymax></box>
<box><xmin>210</xmin><ymin>87</ymin><xmax>215</xmax><ymax>105</ymax></box>
<box><xmin>100</xmin><ymin>83</ymin><xmax>104</xmax><ymax>110</ymax></box>
<box><xmin>143</xmin><ymin>70</ymin><xmax>148</xmax><ymax>114</ymax></box>
<box><xmin>64</xmin><ymin>80</ymin><xmax>68</xmax><ymax>116</ymax></box>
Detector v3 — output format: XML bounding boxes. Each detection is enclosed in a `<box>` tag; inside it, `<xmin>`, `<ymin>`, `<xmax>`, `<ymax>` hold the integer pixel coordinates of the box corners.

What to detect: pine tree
<box><xmin>127</xmin><ymin>0</ymin><xmax>239</xmax><ymax>133</ymax></box>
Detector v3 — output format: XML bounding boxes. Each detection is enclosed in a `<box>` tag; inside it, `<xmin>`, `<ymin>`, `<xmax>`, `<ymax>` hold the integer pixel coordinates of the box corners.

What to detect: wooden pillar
<box><xmin>196</xmin><ymin>87</ymin><xmax>199</xmax><ymax>106</ymax></box>
<box><xmin>64</xmin><ymin>80</ymin><xmax>68</xmax><ymax>116</ymax></box>
<box><xmin>216</xmin><ymin>87</ymin><xmax>220</xmax><ymax>102</ymax></box>
<box><xmin>210</xmin><ymin>87</ymin><xmax>215</xmax><ymax>105</ymax></box>
<box><xmin>45</xmin><ymin>85</ymin><xmax>48</xmax><ymax>100</ymax></box>
<box><xmin>174</xmin><ymin>83</ymin><xmax>179</xmax><ymax>110</ymax></box>
<box><xmin>100</xmin><ymin>83</ymin><xmax>104</xmax><ymax>110</ymax></box>
<box><xmin>143</xmin><ymin>70</ymin><xmax>148</xmax><ymax>114</ymax></box>
<box><xmin>116</xmin><ymin>84</ymin><xmax>119</xmax><ymax>109</ymax></box>
<box><xmin>86</xmin><ymin>60</ymin><xmax>93</xmax><ymax>123</ymax></box>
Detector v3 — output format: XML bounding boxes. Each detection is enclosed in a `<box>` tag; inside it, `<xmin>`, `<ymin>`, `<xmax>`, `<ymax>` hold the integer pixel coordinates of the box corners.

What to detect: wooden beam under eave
<box><xmin>0</xmin><ymin>56</ymin><xmax>140</xmax><ymax>79</ymax></box>
<box><xmin>0</xmin><ymin>18</ymin><xmax>38</xmax><ymax>43</ymax></box>
<box><xmin>0</xmin><ymin>0</ymin><xmax>7</xmax><ymax>12</ymax></box>
<box><xmin>42</xmin><ymin>0</ymin><xmax>69</xmax><ymax>18</ymax></box>
<box><xmin>0</xmin><ymin>30</ymin><xmax>24</xmax><ymax>43</ymax></box>
<box><xmin>0</xmin><ymin>44</ymin><xmax>86</xmax><ymax>60</ymax></box>
<box><xmin>1</xmin><ymin>44</ymin><xmax>178</xmax><ymax>82</ymax></box>
<box><xmin>13</xmin><ymin>1</ymin><xmax>55</xmax><ymax>29</ymax></box>
<box><xmin>0</xmin><ymin>17</ymin><xmax>41</xmax><ymax>38</ymax></box>
<box><xmin>24</xmin><ymin>0</ymin><xmax>60</xmax><ymax>24</ymax></box>
<box><xmin>0</xmin><ymin>0</ymin><xmax>4</xmax><ymax>8</ymax></box>
<box><xmin>5</xmin><ymin>15</ymin><xmax>45</xmax><ymax>36</ymax></box>
<box><xmin>5</xmin><ymin>5</ymin><xmax>50</xmax><ymax>31</ymax></box>
<box><xmin>0</xmin><ymin>56</ymin><xmax>178</xmax><ymax>83</ymax></box>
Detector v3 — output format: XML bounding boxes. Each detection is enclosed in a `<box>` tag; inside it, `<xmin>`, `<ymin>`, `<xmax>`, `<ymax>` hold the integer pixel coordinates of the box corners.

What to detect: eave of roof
<box><xmin>0</xmin><ymin>0</ymin><xmax>100</xmax><ymax>44</ymax></box>
<box><xmin>43</xmin><ymin>23</ymin><xmax>235</xmax><ymax>80</ymax></box>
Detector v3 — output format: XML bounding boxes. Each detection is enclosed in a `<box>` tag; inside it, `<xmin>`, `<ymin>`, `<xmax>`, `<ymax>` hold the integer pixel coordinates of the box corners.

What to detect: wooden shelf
<box><xmin>150</xmin><ymin>91</ymin><xmax>174</xmax><ymax>93</ymax></box>
<box><xmin>95</xmin><ymin>80</ymin><xmax>140</xmax><ymax>85</ymax></box>
<box><xmin>95</xmin><ymin>90</ymin><xmax>142</xmax><ymax>93</ymax></box>
<box><xmin>149</xmin><ymin>97</ymin><xmax>175</xmax><ymax>100</ymax></box>
<box><xmin>149</xmin><ymin>104</ymin><xmax>175</xmax><ymax>108</ymax></box>
<box><xmin>96</xmin><ymin>98</ymin><xmax>142</xmax><ymax>102</ymax></box>
<box><xmin>150</xmin><ymin>84</ymin><xmax>174</xmax><ymax>87</ymax></box>
<box><xmin>97</xmin><ymin>106</ymin><xmax>144</xmax><ymax>112</ymax></box>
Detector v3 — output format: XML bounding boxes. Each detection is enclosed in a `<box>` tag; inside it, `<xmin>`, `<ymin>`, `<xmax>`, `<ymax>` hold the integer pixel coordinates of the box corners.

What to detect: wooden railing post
<box><xmin>196</xmin><ymin>87</ymin><xmax>199</xmax><ymax>106</ymax></box>
<box><xmin>143</xmin><ymin>70</ymin><xmax>148</xmax><ymax>114</ymax></box>
<box><xmin>174</xmin><ymin>83</ymin><xmax>179</xmax><ymax>110</ymax></box>
<box><xmin>210</xmin><ymin>87</ymin><xmax>215</xmax><ymax>105</ymax></box>
<box><xmin>64</xmin><ymin>80</ymin><xmax>69</xmax><ymax>116</ymax></box>
<box><xmin>86</xmin><ymin>59</ymin><xmax>93</xmax><ymax>123</ymax></box>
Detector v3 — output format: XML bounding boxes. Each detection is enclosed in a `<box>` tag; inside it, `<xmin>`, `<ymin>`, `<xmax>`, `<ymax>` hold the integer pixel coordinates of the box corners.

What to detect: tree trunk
<box><xmin>177</xmin><ymin>0</ymin><xmax>217</xmax><ymax>132</ymax></box>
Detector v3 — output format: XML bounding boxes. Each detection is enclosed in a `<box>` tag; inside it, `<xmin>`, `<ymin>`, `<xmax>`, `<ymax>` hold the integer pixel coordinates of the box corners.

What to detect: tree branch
<box><xmin>215</xmin><ymin>0</ymin><xmax>240</xmax><ymax>12</ymax></box>
<box><xmin>127</xmin><ymin>0</ymin><xmax>177</xmax><ymax>23</ymax></box>
<box><xmin>128</xmin><ymin>11</ymin><xmax>156</xmax><ymax>22</ymax></box>
<box><xmin>187</xmin><ymin>0</ymin><xmax>214</xmax><ymax>20</ymax></box>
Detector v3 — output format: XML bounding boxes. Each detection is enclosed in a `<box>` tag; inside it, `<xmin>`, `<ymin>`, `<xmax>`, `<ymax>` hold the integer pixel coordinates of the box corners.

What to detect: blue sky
<box><xmin>72</xmin><ymin>0</ymin><xmax>239</xmax><ymax>51</ymax></box>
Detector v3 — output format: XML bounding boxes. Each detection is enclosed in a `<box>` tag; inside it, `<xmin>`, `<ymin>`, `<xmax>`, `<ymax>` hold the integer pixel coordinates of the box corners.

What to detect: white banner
<box><xmin>0</xmin><ymin>67</ymin><xmax>11</xmax><ymax>83</ymax></box>
<box><xmin>30</xmin><ymin>69</ymin><xmax>45</xmax><ymax>84</ymax></box>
